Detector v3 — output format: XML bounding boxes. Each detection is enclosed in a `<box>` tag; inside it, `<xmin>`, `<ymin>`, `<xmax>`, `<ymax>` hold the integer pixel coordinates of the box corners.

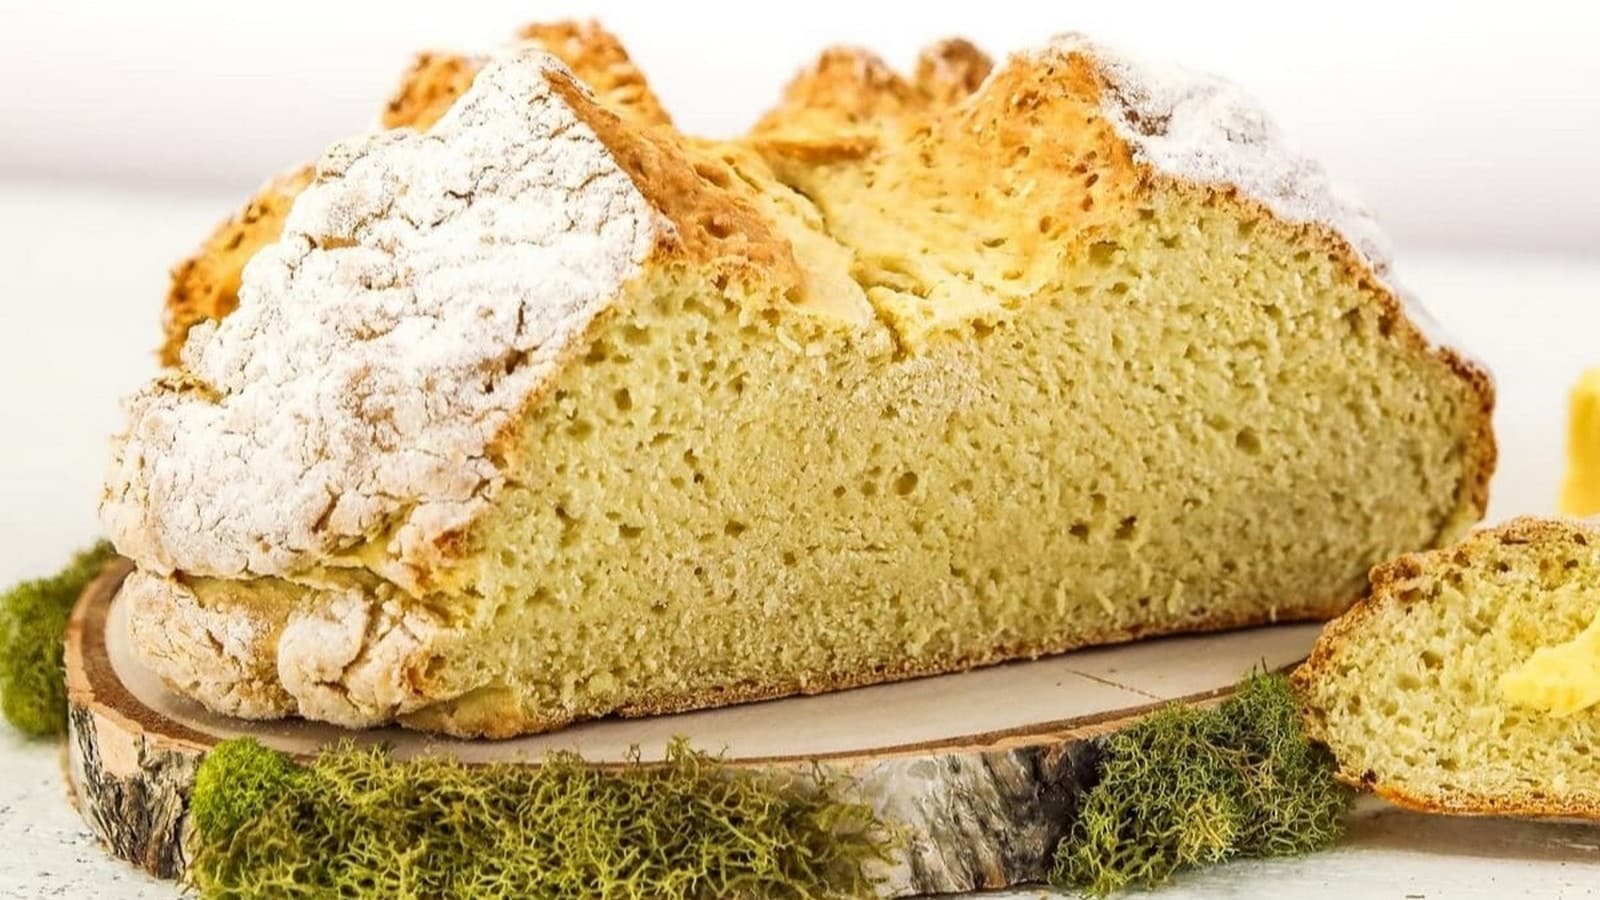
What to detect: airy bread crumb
<box><xmin>1296</xmin><ymin>517</ymin><xmax>1600</xmax><ymax>817</ymax></box>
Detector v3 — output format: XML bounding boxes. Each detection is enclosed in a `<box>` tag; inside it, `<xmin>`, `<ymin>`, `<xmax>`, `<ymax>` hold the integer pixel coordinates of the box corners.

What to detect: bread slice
<box><xmin>1296</xmin><ymin>517</ymin><xmax>1600</xmax><ymax>816</ymax></box>
<box><xmin>104</xmin><ymin>29</ymin><xmax>1494</xmax><ymax>737</ymax></box>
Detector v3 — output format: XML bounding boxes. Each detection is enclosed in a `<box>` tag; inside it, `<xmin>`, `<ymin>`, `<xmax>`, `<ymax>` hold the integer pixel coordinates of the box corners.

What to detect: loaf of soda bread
<box><xmin>1296</xmin><ymin>518</ymin><xmax>1600</xmax><ymax>817</ymax></box>
<box><xmin>105</xmin><ymin>23</ymin><xmax>1494</xmax><ymax>737</ymax></box>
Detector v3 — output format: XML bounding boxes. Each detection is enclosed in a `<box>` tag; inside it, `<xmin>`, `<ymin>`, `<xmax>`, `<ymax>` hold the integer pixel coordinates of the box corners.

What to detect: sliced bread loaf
<box><xmin>105</xmin><ymin>28</ymin><xmax>1493</xmax><ymax>737</ymax></box>
<box><xmin>1296</xmin><ymin>517</ymin><xmax>1600</xmax><ymax>816</ymax></box>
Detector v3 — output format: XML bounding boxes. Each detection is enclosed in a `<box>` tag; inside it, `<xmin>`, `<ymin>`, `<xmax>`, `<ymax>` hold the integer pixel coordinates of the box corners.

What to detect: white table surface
<box><xmin>1</xmin><ymin>179</ymin><xmax>1598</xmax><ymax>897</ymax></box>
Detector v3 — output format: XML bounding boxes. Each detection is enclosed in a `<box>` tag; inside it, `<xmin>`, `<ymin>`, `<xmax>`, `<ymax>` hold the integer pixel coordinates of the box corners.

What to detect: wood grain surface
<box><xmin>64</xmin><ymin>560</ymin><xmax>1319</xmax><ymax>895</ymax></box>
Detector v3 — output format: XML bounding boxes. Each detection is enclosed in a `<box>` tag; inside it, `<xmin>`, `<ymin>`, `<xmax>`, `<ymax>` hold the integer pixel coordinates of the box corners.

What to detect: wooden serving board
<box><xmin>64</xmin><ymin>560</ymin><xmax>1322</xmax><ymax>896</ymax></box>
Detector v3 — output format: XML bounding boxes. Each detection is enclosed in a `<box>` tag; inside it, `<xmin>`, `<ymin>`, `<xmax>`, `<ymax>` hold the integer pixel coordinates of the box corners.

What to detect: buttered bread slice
<box><xmin>1296</xmin><ymin>518</ymin><xmax>1600</xmax><ymax>816</ymax></box>
<box><xmin>104</xmin><ymin>29</ymin><xmax>1494</xmax><ymax>737</ymax></box>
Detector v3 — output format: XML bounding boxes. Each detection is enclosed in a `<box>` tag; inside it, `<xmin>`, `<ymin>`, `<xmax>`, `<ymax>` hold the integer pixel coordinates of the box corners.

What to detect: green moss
<box><xmin>191</xmin><ymin>738</ymin><xmax>302</xmax><ymax>838</ymax></box>
<box><xmin>1051</xmin><ymin>673</ymin><xmax>1352</xmax><ymax>896</ymax></box>
<box><xmin>0</xmin><ymin>541</ymin><xmax>115</xmax><ymax>736</ymax></box>
<box><xmin>188</xmin><ymin>737</ymin><xmax>891</xmax><ymax>899</ymax></box>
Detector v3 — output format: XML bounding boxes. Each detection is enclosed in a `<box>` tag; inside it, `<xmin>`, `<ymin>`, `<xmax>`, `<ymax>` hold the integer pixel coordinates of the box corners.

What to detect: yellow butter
<box><xmin>1499</xmin><ymin>610</ymin><xmax>1600</xmax><ymax>717</ymax></box>
<box><xmin>1560</xmin><ymin>366</ymin><xmax>1600</xmax><ymax>517</ymax></box>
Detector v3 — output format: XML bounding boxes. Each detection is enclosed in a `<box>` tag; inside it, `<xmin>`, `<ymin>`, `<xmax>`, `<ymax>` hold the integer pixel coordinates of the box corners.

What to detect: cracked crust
<box><xmin>121</xmin><ymin>570</ymin><xmax>292</xmax><ymax>717</ymax></box>
<box><xmin>115</xmin><ymin>26</ymin><xmax>1495</xmax><ymax>737</ymax></box>
<box><xmin>1295</xmin><ymin>517</ymin><xmax>1600</xmax><ymax>818</ymax></box>
<box><xmin>107</xmin><ymin>51</ymin><xmax>675</xmax><ymax>586</ymax></box>
<box><xmin>159</xmin><ymin>20</ymin><xmax>678</xmax><ymax>365</ymax></box>
<box><xmin>160</xmin><ymin>167</ymin><xmax>313</xmax><ymax>365</ymax></box>
<box><xmin>515</xmin><ymin>20</ymin><xmax>673</xmax><ymax>127</ymax></box>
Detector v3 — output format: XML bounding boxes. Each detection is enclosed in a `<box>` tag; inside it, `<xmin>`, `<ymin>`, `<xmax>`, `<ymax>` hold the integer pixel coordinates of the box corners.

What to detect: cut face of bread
<box><xmin>1296</xmin><ymin>518</ymin><xmax>1600</xmax><ymax>816</ymax></box>
<box><xmin>105</xmin><ymin>29</ymin><xmax>1494</xmax><ymax>737</ymax></box>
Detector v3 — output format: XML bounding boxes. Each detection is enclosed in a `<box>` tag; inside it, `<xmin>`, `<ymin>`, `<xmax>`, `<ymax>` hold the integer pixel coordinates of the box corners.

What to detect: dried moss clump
<box><xmin>188</xmin><ymin>737</ymin><xmax>890</xmax><ymax>899</ymax></box>
<box><xmin>190</xmin><ymin>737</ymin><xmax>302</xmax><ymax>838</ymax></box>
<box><xmin>0</xmin><ymin>541</ymin><xmax>115</xmax><ymax>736</ymax></box>
<box><xmin>1051</xmin><ymin>673</ymin><xmax>1352</xmax><ymax>896</ymax></box>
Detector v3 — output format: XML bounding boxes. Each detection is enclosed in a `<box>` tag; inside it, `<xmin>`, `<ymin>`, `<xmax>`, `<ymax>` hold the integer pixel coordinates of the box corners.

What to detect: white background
<box><xmin>1</xmin><ymin>0</ymin><xmax>1598</xmax><ymax>255</ymax></box>
<box><xmin>1</xmin><ymin>3</ymin><xmax>1599</xmax><ymax>897</ymax></box>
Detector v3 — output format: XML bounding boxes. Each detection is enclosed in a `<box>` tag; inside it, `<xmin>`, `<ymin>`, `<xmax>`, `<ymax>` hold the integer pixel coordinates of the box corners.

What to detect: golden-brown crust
<box><xmin>381</xmin><ymin>51</ymin><xmax>481</xmax><ymax>131</ymax></box>
<box><xmin>913</xmin><ymin>38</ymin><xmax>994</xmax><ymax>104</ymax></box>
<box><xmin>1294</xmin><ymin>517</ymin><xmax>1600</xmax><ymax>819</ymax></box>
<box><xmin>383</xmin><ymin>22</ymin><xmax>673</xmax><ymax>134</ymax></box>
<box><xmin>158</xmin><ymin>20</ymin><xmax>682</xmax><ymax>363</ymax></box>
<box><xmin>543</xmin><ymin>70</ymin><xmax>801</xmax><ymax>286</ymax></box>
<box><xmin>748</xmin><ymin>46</ymin><xmax>1148</xmax><ymax>307</ymax></box>
<box><xmin>754</xmin><ymin>46</ymin><xmax>921</xmax><ymax>137</ymax></box>
<box><xmin>517</xmin><ymin>20</ymin><xmax>672</xmax><ymax>127</ymax></box>
<box><xmin>747</xmin><ymin>38</ymin><xmax>994</xmax><ymax>158</ymax></box>
<box><xmin>159</xmin><ymin>166</ymin><xmax>313</xmax><ymax>366</ymax></box>
<box><xmin>1365</xmin><ymin>777</ymin><xmax>1600</xmax><ymax>820</ymax></box>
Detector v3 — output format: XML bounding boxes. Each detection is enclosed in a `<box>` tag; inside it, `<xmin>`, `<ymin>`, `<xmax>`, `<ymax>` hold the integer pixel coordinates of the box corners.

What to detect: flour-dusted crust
<box><xmin>105</xmin><ymin>51</ymin><xmax>664</xmax><ymax>587</ymax></box>
<box><xmin>1048</xmin><ymin>34</ymin><xmax>1470</xmax><ymax>363</ymax></box>
<box><xmin>1053</xmin><ymin>35</ymin><xmax>1395</xmax><ymax>281</ymax></box>
<box><xmin>120</xmin><ymin>569</ymin><xmax>291</xmax><ymax>718</ymax></box>
<box><xmin>159</xmin><ymin>22</ymin><xmax>679</xmax><ymax>366</ymax></box>
<box><xmin>159</xmin><ymin>167</ymin><xmax>314</xmax><ymax>366</ymax></box>
<box><xmin>1052</xmin><ymin>35</ymin><xmax>1496</xmax><ymax>520</ymax></box>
